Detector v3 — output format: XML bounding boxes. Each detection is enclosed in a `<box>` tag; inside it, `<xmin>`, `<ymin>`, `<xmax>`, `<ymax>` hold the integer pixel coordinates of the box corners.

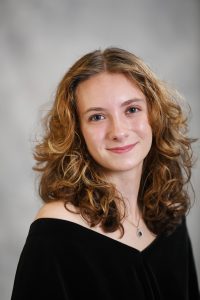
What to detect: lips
<box><xmin>107</xmin><ymin>143</ymin><xmax>137</xmax><ymax>154</ymax></box>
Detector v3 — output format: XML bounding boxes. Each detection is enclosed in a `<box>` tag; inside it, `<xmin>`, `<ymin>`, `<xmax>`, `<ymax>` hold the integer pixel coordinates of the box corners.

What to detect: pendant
<box><xmin>136</xmin><ymin>228</ymin><xmax>143</xmax><ymax>238</ymax></box>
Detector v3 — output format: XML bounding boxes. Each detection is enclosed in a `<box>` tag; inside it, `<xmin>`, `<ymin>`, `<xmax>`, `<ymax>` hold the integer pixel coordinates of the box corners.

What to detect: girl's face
<box><xmin>76</xmin><ymin>72</ymin><xmax>152</xmax><ymax>176</ymax></box>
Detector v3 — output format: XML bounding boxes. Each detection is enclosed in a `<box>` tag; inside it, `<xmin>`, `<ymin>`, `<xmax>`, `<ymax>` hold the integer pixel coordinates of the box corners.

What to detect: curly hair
<box><xmin>33</xmin><ymin>47</ymin><xmax>195</xmax><ymax>235</ymax></box>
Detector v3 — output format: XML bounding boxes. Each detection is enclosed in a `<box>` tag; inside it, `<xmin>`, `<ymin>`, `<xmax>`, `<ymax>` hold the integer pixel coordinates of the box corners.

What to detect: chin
<box><xmin>104</xmin><ymin>163</ymin><xmax>143</xmax><ymax>173</ymax></box>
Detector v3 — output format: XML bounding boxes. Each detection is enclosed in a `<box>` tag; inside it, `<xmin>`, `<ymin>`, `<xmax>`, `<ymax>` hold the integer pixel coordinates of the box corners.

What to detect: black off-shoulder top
<box><xmin>11</xmin><ymin>217</ymin><xmax>200</xmax><ymax>300</ymax></box>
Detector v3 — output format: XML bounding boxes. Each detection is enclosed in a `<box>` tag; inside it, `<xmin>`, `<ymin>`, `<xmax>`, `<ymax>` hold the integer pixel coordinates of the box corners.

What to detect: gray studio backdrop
<box><xmin>1</xmin><ymin>0</ymin><xmax>200</xmax><ymax>299</ymax></box>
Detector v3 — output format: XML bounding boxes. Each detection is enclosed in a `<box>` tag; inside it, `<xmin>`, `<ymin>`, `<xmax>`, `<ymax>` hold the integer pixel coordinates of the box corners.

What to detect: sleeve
<box><xmin>186</xmin><ymin>227</ymin><xmax>200</xmax><ymax>300</ymax></box>
<box><xmin>11</xmin><ymin>235</ymin><xmax>71</xmax><ymax>300</ymax></box>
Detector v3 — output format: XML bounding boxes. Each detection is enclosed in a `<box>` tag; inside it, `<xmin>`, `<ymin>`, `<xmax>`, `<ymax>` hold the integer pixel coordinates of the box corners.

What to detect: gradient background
<box><xmin>1</xmin><ymin>0</ymin><xmax>200</xmax><ymax>299</ymax></box>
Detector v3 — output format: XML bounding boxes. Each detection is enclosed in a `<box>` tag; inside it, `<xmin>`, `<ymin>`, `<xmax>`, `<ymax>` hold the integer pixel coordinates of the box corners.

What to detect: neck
<box><xmin>104</xmin><ymin>166</ymin><xmax>142</xmax><ymax>220</ymax></box>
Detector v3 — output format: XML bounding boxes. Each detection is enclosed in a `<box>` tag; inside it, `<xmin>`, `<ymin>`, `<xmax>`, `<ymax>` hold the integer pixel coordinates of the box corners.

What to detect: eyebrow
<box><xmin>83</xmin><ymin>98</ymin><xmax>145</xmax><ymax>115</ymax></box>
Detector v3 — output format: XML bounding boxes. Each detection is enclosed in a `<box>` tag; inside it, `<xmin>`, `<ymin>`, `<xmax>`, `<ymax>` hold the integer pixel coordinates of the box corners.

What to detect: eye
<box><xmin>89</xmin><ymin>114</ymin><xmax>105</xmax><ymax>121</ymax></box>
<box><xmin>126</xmin><ymin>106</ymin><xmax>140</xmax><ymax>114</ymax></box>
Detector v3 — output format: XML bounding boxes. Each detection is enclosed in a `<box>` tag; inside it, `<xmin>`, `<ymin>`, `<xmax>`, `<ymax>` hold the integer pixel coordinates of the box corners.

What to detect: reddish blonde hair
<box><xmin>33</xmin><ymin>48</ymin><xmax>195</xmax><ymax>235</ymax></box>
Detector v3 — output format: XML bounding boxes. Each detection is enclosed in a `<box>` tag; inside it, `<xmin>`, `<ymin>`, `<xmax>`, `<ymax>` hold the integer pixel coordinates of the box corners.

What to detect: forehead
<box><xmin>76</xmin><ymin>72</ymin><xmax>145</xmax><ymax>106</ymax></box>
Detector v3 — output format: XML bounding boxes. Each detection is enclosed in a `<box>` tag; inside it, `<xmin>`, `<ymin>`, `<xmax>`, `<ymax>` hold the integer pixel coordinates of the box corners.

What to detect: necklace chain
<box><xmin>127</xmin><ymin>214</ymin><xmax>143</xmax><ymax>238</ymax></box>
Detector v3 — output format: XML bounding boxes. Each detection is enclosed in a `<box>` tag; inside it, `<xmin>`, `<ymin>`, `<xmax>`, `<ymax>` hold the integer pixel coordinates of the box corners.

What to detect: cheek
<box><xmin>81</xmin><ymin>126</ymin><xmax>101</xmax><ymax>149</ymax></box>
<box><xmin>134</xmin><ymin>118</ymin><xmax>152</xmax><ymax>138</ymax></box>
<box><xmin>81</xmin><ymin>122</ymin><xmax>106</xmax><ymax>144</ymax></box>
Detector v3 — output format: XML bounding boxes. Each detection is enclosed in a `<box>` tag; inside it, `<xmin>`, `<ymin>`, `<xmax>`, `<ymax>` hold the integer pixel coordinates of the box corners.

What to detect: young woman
<box><xmin>11</xmin><ymin>48</ymin><xmax>200</xmax><ymax>299</ymax></box>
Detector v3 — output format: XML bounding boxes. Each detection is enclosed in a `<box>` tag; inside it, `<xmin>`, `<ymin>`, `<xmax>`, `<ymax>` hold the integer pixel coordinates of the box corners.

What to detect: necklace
<box><xmin>127</xmin><ymin>215</ymin><xmax>143</xmax><ymax>238</ymax></box>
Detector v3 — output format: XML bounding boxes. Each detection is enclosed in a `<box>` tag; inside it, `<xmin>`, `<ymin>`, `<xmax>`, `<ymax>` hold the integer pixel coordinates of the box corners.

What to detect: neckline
<box><xmin>32</xmin><ymin>217</ymin><xmax>161</xmax><ymax>254</ymax></box>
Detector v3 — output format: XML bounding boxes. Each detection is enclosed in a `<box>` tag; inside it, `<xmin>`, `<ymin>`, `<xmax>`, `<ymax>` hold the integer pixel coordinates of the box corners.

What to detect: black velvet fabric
<box><xmin>11</xmin><ymin>217</ymin><xmax>200</xmax><ymax>300</ymax></box>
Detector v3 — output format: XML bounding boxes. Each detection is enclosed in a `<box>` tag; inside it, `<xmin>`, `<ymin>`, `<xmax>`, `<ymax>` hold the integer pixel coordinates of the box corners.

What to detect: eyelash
<box><xmin>88</xmin><ymin>106</ymin><xmax>140</xmax><ymax>122</ymax></box>
<box><xmin>88</xmin><ymin>114</ymin><xmax>105</xmax><ymax>122</ymax></box>
<box><xmin>126</xmin><ymin>106</ymin><xmax>140</xmax><ymax>114</ymax></box>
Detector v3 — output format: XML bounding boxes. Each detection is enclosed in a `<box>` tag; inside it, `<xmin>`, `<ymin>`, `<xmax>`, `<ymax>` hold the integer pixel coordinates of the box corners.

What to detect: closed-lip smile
<box><xmin>107</xmin><ymin>143</ymin><xmax>137</xmax><ymax>153</ymax></box>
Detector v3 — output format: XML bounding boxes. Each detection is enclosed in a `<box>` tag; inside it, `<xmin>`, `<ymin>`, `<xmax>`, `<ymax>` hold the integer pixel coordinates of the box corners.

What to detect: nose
<box><xmin>107</xmin><ymin>117</ymin><xmax>129</xmax><ymax>141</ymax></box>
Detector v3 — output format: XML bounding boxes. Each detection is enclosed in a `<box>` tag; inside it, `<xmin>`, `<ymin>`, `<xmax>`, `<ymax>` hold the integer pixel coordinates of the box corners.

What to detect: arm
<box><xmin>186</xmin><ymin>228</ymin><xmax>200</xmax><ymax>300</ymax></box>
<box><xmin>11</xmin><ymin>234</ymin><xmax>71</xmax><ymax>300</ymax></box>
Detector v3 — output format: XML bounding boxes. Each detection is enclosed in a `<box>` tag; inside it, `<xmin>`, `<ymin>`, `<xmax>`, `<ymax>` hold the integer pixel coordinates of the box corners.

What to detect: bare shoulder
<box><xmin>34</xmin><ymin>201</ymin><xmax>87</xmax><ymax>227</ymax></box>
